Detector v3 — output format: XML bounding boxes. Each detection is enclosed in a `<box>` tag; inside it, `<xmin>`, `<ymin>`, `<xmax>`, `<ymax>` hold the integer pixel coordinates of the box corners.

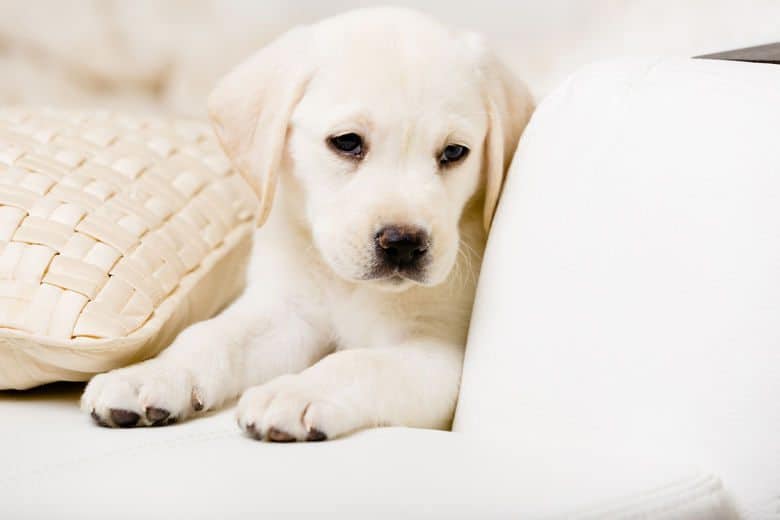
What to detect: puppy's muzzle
<box><xmin>375</xmin><ymin>225</ymin><xmax>429</xmax><ymax>271</ymax></box>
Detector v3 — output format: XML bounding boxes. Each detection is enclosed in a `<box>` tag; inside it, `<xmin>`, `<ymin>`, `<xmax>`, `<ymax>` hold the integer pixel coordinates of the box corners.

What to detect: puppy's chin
<box><xmin>330</xmin><ymin>262</ymin><xmax>457</xmax><ymax>293</ymax></box>
<box><xmin>359</xmin><ymin>266</ymin><xmax>452</xmax><ymax>293</ymax></box>
<box><xmin>365</xmin><ymin>275</ymin><xmax>417</xmax><ymax>293</ymax></box>
<box><xmin>329</xmin><ymin>266</ymin><xmax>427</xmax><ymax>293</ymax></box>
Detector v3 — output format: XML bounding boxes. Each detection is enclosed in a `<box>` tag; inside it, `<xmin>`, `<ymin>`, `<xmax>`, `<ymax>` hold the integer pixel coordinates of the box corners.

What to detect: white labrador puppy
<box><xmin>81</xmin><ymin>7</ymin><xmax>533</xmax><ymax>441</ymax></box>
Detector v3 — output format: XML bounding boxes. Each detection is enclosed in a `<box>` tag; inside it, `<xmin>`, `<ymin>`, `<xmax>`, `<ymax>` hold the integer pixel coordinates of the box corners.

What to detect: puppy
<box><xmin>81</xmin><ymin>7</ymin><xmax>533</xmax><ymax>441</ymax></box>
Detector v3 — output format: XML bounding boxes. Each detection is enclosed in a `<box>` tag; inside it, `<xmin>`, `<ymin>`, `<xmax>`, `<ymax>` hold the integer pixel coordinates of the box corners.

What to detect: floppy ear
<box><xmin>477</xmin><ymin>40</ymin><xmax>535</xmax><ymax>231</ymax></box>
<box><xmin>208</xmin><ymin>27</ymin><xmax>313</xmax><ymax>226</ymax></box>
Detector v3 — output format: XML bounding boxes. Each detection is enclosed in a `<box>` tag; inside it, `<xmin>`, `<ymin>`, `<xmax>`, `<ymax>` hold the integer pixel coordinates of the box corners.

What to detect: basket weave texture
<box><xmin>0</xmin><ymin>107</ymin><xmax>257</xmax><ymax>389</ymax></box>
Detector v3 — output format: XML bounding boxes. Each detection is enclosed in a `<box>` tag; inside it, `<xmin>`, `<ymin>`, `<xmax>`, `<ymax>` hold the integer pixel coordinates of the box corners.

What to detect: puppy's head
<box><xmin>209</xmin><ymin>8</ymin><xmax>532</xmax><ymax>292</ymax></box>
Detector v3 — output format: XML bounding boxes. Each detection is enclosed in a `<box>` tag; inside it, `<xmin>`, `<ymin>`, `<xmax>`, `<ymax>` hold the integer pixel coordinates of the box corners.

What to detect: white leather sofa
<box><xmin>2</xmin><ymin>57</ymin><xmax>778</xmax><ymax>519</ymax></box>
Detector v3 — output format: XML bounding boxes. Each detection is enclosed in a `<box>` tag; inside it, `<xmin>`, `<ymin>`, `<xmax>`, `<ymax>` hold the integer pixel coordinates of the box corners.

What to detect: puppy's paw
<box><xmin>81</xmin><ymin>362</ymin><xmax>204</xmax><ymax>428</ymax></box>
<box><xmin>236</xmin><ymin>375</ymin><xmax>357</xmax><ymax>442</ymax></box>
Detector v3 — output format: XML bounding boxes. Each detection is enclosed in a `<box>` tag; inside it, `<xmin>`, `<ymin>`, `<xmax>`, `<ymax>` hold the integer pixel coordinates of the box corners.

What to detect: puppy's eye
<box><xmin>328</xmin><ymin>133</ymin><xmax>364</xmax><ymax>158</ymax></box>
<box><xmin>439</xmin><ymin>144</ymin><xmax>469</xmax><ymax>167</ymax></box>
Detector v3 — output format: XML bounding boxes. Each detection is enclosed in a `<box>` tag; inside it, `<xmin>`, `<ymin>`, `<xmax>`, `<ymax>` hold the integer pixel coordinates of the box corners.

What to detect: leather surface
<box><xmin>0</xmin><ymin>383</ymin><xmax>724</xmax><ymax>519</ymax></box>
<box><xmin>455</xmin><ymin>58</ymin><xmax>780</xmax><ymax>518</ymax></box>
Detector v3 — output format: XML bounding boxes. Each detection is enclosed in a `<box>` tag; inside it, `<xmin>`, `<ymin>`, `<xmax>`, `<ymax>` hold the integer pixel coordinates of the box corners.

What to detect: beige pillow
<box><xmin>0</xmin><ymin>107</ymin><xmax>257</xmax><ymax>389</ymax></box>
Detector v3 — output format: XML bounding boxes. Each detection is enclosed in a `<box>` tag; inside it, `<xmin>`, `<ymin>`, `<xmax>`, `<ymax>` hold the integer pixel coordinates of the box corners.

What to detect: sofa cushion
<box><xmin>0</xmin><ymin>383</ymin><xmax>726</xmax><ymax>519</ymax></box>
<box><xmin>0</xmin><ymin>108</ymin><xmax>257</xmax><ymax>389</ymax></box>
<box><xmin>454</xmin><ymin>58</ymin><xmax>780</xmax><ymax>518</ymax></box>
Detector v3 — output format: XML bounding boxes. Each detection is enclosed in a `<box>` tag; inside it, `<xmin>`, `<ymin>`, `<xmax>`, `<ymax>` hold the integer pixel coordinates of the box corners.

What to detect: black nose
<box><xmin>375</xmin><ymin>225</ymin><xmax>429</xmax><ymax>268</ymax></box>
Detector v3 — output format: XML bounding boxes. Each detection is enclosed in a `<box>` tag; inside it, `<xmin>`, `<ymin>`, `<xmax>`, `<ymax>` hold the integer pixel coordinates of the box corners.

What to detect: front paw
<box><xmin>236</xmin><ymin>375</ymin><xmax>357</xmax><ymax>442</ymax></box>
<box><xmin>81</xmin><ymin>362</ymin><xmax>204</xmax><ymax>428</ymax></box>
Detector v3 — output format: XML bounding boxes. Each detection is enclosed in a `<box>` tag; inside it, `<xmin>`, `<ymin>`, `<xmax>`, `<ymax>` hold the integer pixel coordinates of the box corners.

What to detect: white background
<box><xmin>1</xmin><ymin>0</ymin><xmax>778</xmax><ymax>115</ymax></box>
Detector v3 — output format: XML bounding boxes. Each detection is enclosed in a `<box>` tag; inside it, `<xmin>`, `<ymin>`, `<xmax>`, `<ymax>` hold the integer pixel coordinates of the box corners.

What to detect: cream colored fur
<box><xmin>81</xmin><ymin>7</ymin><xmax>533</xmax><ymax>441</ymax></box>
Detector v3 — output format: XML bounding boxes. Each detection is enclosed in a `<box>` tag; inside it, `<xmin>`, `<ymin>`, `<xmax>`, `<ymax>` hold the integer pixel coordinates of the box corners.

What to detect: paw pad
<box><xmin>305</xmin><ymin>428</ymin><xmax>327</xmax><ymax>442</ymax></box>
<box><xmin>145</xmin><ymin>407</ymin><xmax>177</xmax><ymax>426</ymax></box>
<box><xmin>266</xmin><ymin>427</ymin><xmax>296</xmax><ymax>442</ymax></box>
<box><xmin>109</xmin><ymin>409</ymin><xmax>140</xmax><ymax>428</ymax></box>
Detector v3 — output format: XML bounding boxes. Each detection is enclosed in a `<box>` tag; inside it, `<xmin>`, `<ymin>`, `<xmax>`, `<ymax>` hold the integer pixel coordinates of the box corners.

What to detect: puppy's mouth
<box><xmin>340</xmin><ymin>253</ymin><xmax>439</xmax><ymax>292</ymax></box>
<box><xmin>357</xmin><ymin>254</ymin><xmax>432</xmax><ymax>290</ymax></box>
<box><xmin>362</xmin><ymin>266</ymin><xmax>427</xmax><ymax>285</ymax></box>
<box><xmin>360</xmin><ymin>272</ymin><xmax>422</xmax><ymax>292</ymax></box>
<box><xmin>364</xmin><ymin>250</ymin><xmax>433</xmax><ymax>287</ymax></box>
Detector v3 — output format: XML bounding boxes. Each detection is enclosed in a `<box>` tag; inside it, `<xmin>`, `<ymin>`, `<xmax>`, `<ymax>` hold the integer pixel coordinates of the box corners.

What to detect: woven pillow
<box><xmin>0</xmin><ymin>107</ymin><xmax>257</xmax><ymax>389</ymax></box>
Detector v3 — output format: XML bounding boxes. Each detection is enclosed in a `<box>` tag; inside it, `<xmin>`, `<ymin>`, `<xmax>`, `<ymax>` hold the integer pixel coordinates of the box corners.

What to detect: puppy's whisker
<box><xmin>457</xmin><ymin>239</ymin><xmax>480</xmax><ymax>289</ymax></box>
<box><xmin>450</xmin><ymin>245</ymin><xmax>471</xmax><ymax>292</ymax></box>
<box><xmin>459</xmin><ymin>239</ymin><xmax>482</xmax><ymax>263</ymax></box>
